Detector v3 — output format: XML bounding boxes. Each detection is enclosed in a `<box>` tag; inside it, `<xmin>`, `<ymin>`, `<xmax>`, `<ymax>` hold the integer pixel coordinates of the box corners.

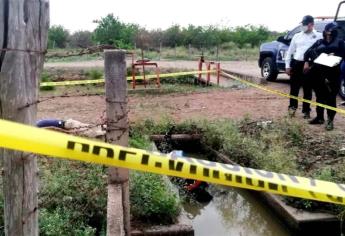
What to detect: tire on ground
<box><xmin>261</xmin><ymin>57</ymin><xmax>278</xmax><ymax>81</ymax></box>
<box><xmin>339</xmin><ymin>78</ymin><xmax>345</xmax><ymax>100</ymax></box>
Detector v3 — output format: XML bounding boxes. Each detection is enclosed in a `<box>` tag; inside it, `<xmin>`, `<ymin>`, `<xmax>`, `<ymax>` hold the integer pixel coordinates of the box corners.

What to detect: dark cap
<box><xmin>324</xmin><ymin>22</ymin><xmax>338</xmax><ymax>32</ymax></box>
<box><xmin>301</xmin><ymin>15</ymin><xmax>314</xmax><ymax>25</ymax></box>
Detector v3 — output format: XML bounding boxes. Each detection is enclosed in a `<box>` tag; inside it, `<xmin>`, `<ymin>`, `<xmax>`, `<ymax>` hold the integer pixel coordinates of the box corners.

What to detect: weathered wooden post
<box><xmin>0</xmin><ymin>0</ymin><xmax>49</xmax><ymax>235</ymax></box>
<box><xmin>104</xmin><ymin>50</ymin><xmax>130</xmax><ymax>236</ymax></box>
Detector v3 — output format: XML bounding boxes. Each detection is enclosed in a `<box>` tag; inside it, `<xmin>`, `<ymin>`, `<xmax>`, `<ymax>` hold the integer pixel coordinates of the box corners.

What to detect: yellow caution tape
<box><xmin>1</xmin><ymin>118</ymin><xmax>345</xmax><ymax>205</ymax></box>
<box><xmin>41</xmin><ymin>79</ymin><xmax>104</xmax><ymax>87</ymax></box>
<box><xmin>40</xmin><ymin>70</ymin><xmax>216</xmax><ymax>87</ymax></box>
<box><xmin>222</xmin><ymin>71</ymin><xmax>345</xmax><ymax>115</ymax></box>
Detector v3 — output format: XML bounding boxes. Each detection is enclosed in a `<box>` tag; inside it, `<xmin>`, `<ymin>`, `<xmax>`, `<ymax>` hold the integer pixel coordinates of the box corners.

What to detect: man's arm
<box><xmin>304</xmin><ymin>40</ymin><xmax>320</xmax><ymax>62</ymax></box>
<box><xmin>285</xmin><ymin>35</ymin><xmax>297</xmax><ymax>75</ymax></box>
<box><xmin>303</xmin><ymin>40</ymin><xmax>319</xmax><ymax>74</ymax></box>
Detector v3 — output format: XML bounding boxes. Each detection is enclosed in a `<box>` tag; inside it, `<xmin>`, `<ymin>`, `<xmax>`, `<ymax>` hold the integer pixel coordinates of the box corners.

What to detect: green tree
<box><xmin>230</xmin><ymin>25</ymin><xmax>270</xmax><ymax>48</ymax></box>
<box><xmin>218</xmin><ymin>27</ymin><xmax>233</xmax><ymax>44</ymax></box>
<box><xmin>69</xmin><ymin>31</ymin><xmax>94</xmax><ymax>48</ymax></box>
<box><xmin>158</xmin><ymin>24</ymin><xmax>272</xmax><ymax>49</ymax></box>
<box><xmin>162</xmin><ymin>25</ymin><xmax>184</xmax><ymax>47</ymax></box>
<box><xmin>181</xmin><ymin>25</ymin><xmax>204</xmax><ymax>47</ymax></box>
<box><xmin>48</xmin><ymin>25</ymin><xmax>70</xmax><ymax>48</ymax></box>
<box><xmin>92</xmin><ymin>14</ymin><xmax>138</xmax><ymax>49</ymax></box>
<box><xmin>203</xmin><ymin>26</ymin><xmax>222</xmax><ymax>47</ymax></box>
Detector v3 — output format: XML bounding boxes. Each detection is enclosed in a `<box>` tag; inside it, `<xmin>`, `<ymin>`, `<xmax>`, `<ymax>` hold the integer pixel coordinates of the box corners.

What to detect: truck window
<box><xmin>336</xmin><ymin>2</ymin><xmax>345</xmax><ymax>21</ymax></box>
<box><xmin>335</xmin><ymin>1</ymin><xmax>345</xmax><ymax>40</ymax></box>
<box><xmin>314</xmin><ymin>22</ymin><xmax>329</xmax><ymax>32</ymax></box>
<box><xmin>285</xmin><ymin>26</ymin><xmax>301</xmax><ymax>41</ymax></box>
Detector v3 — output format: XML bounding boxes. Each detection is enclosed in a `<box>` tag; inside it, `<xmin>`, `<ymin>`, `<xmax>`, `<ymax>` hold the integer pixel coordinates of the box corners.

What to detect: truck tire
<box><xmin>339</xmin><ymin>78</ymin><xmax>345</xmax><ymax>100</ymax></box>
<box><xmin>261</xmin><ymin>57</ymin><xmax>278</xmax><ymax>81</ymax></box>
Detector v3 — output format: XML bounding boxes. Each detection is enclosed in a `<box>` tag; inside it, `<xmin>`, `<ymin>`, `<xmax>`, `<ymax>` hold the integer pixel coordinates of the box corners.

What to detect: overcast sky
<box><xmin>50</xmin><ymin>0</ymin><xmax>344</xmax><ymax>32</ymax></box>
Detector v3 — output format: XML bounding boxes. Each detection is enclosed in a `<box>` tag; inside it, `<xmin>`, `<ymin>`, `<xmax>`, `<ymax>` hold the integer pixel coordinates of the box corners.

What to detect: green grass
<box><xmin>40</xmin><ymin>207</ymin><xmax>96</xmax><ymax>236</ymax></box>
<box><xmin>131</xmin><ymin>118</ymin><xmax>345</xmax><ymax>215</ymax></box>
<box><xmin>0</xmin><ymin>117</ymin><xmax>343</xmax><ymax>235</ymax></box>
<box><xmin>200</xmin><ymin>118</ymin><xmax>300</xmax><ymax>174</ymax></box>
<box><xmin>85</xmin><ymin>69</ymin><xmax>103</xmax><ymax>80</ymax></box>
<box><xmin>40</xmin><ymin>72</ymin><xmax>55</xmax><ymax>91</ymax></box>
<box><xmin>136</xmin><ymin>45</ymin><xmax>259</xmax><ymax>61</ymax></box>
<box><xmin>130</xmin><ymin>172</ymin><xmax>181</xmax><ymax>224</ymax></box>
<box><xmin>0</xmin><ymin>130</ymin><xmax>182</xmax><ymax>235</ymax></box>
<box><xmin>129</xmin><ymin>117</ymin><xmax>302</xmax><ymax>176</ymax></box>
<box><xmin>38</xmin><ymin>159</ymin><xmax>107</xmax><ymax>235</ymax></box>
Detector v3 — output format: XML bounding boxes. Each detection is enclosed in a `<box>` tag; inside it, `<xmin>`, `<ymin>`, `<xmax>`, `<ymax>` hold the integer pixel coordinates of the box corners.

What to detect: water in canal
<box><xmin>180</xmin><ymin>184</ymin><xmax>291</xmax><ymax>236</ymax></box>
<box><xmin>159</xmin><ymin>148</ymin><xmax>292</xmax><ymax>236</ymax></box>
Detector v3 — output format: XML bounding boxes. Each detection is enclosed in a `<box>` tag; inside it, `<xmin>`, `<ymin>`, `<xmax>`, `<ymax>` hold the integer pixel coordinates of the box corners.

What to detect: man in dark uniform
<box><xmin>304</xmin><ymin>22</ymin><xmax>345</xmax><ymax>130</ymax></box>
<box><xmin>285</xmin><ymin>15</ymin><xmax>322</xmax><ymax>118</ymax></box>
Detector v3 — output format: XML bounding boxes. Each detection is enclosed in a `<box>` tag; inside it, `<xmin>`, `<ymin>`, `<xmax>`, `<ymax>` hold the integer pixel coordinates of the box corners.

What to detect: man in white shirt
<box><xmin>285</xmin><ymin>15</ymin><xmax>322</xmax><ymax>118</ymax></box>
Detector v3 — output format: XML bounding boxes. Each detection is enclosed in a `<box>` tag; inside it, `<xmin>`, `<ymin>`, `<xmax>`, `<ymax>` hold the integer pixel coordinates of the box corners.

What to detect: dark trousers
<box><xmin>289</xmin><ymin>60</ymin><xmax>312</xmax><ymax>113</ymax></box>
<box><xmin>311</xmin><ymin>64</ymin><xmax>340</xmax><ymax>121</ymax></box>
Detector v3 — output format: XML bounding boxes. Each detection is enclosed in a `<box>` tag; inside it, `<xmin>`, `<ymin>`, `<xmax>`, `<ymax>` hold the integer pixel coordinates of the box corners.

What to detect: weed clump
<box><xmin>40</xmin><ymin>72</ymin><xmax>55</xmax><ymax>91</ymax></box>
<box><xmin>85</xmin><ymin>69</ymin><xmax>103</xmax><ymax>80</ymax></box>
<box><xmin>130</xmin><ymin>172</ymin><xmax>181</xmax><ymax>224</ymax></box>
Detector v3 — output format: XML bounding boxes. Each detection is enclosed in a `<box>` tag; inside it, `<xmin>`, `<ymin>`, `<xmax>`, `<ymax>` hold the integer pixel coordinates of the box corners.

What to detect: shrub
<box><xmin>92</xmin><ymin>14</ymin><xmax>138</xmax><ymax>49</ymax></box>
<box><xmin>48</xmin><ymin>25</ymin><xmax>70</xmax><ymax>49</ymax></box>
<box><xmin>129</xmin><ymin>135</ymin><xmax>152</xmax><ymax>150</ymax></box>
<box><xmin>40</xmin><ymin>73</ymin><xmax>55</xmax><ymax>91</ymax></box>
<box><xmin>202</xmin><ymin>120</ymin><xmax>265</xmax><ymax>168</ymax></box>
<box><xmin>278</xmin><ymin>118</ymin><xmax>305</xmax><ymax>146</ymax></box>
<box><xmin>40</xmin><ymin>208</ymin><xmax>96</xmax><ymax>236</ymax></box>
<box><xmin>160</xmin><ymin>75</ymin><xmax>196</xmax><ymax>85</ymax></box>
<box><xmin>39</xmin><ymin>159</ymin><xmax>108</xmax><ymax>234</ymax></box>
<box><xmin>130</xmin><ymin>172</ymin><xmax>180</xmax><ymax>224</ymax></box>
<box><xmin>85</xmin><ymin>69</ymin><xmax>103</xmax><ymax>80</ymax></box>
<box><xmin>69</xmin><ymin>31</ymin><xmax>94</xmax><ymax>48</ymax></box>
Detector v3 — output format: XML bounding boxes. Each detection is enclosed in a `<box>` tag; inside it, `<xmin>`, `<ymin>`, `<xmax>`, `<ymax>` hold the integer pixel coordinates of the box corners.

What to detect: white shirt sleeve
<box><xmin>316</xmin><ymin>32</ymin><xmax>323</xmax><ymax>40</ymax></box>
<box><xmin>285</xmin><ymin>35</ymin><xmax>297</xmax><ymax>69</ymax></box>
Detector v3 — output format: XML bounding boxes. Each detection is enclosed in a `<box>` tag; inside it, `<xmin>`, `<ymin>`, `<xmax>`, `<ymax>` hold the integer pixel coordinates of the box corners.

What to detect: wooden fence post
<box><xmin>0</xmin><ymin>0</ymin><xmax>49</xmax><ymax>235</ymax></box>
<box><xmin>104</xmin><ymin>49</ymin><xmax>130</xmax><ymax>236</ymax></box>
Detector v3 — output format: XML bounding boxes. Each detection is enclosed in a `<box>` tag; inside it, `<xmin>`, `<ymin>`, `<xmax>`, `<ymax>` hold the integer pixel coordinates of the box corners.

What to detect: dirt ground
<box><xmin>45</xmin><ymin>60</ymin><xmax>262</xmax><ymax>77</ymax></box>
<box><xmin>39</xmin><ymin>60</ymin><xmax>345</xmax><ymax>133</ymax></box>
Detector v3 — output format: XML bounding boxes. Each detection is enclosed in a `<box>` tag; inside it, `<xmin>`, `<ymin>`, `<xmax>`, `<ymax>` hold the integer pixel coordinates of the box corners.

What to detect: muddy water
<box><xmin>180</xmin><ymin>185</ymin><xmax>291</xmax><ymax>236</ymax></box>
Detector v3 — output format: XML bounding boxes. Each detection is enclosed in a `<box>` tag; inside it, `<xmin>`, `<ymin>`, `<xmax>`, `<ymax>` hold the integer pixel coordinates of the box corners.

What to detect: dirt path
<box><xmin>45</xmin><ymin>59</ymin><xmax>292</xmax><ymax>84</ymax></box>
<box><xmin>37</xmin><ymin>86</ymin><xmax>345</xmax><ymax>133</ymax></box>
<box><xmin>45</xmin><ymin>60</ymin><xmax>261</xmax><ymax>77</ymax></box>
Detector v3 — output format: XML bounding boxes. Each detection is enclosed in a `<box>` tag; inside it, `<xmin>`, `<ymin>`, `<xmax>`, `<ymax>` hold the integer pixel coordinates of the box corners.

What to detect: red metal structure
<box><xmin>198</xmin><ymin>55</ymin><xmax>221</xmax><ymax>85</ymax></box>
<box><xmin>130</xmin><ymin>49</ymin><xmax>160</xmax><ymax>89</ymax></box>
